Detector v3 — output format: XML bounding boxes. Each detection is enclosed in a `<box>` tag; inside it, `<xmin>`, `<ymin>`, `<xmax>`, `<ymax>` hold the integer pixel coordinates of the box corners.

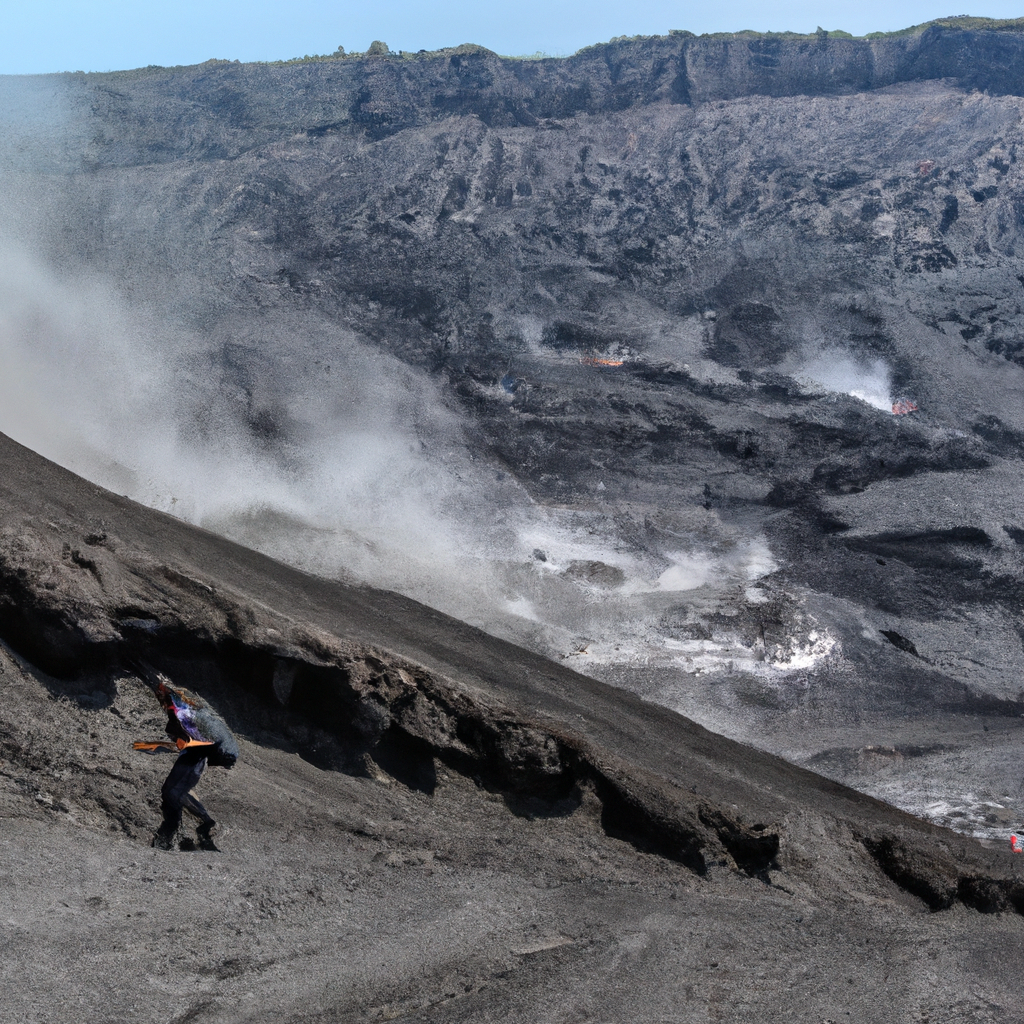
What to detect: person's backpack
<box><xmin>152</xmin><ymin>676</ymin><xmax>240</xmax><ymax>769</ymax></box>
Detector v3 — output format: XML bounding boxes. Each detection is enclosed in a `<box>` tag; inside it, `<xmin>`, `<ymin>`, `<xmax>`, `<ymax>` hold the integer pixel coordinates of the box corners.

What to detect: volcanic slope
<box><xmin>2</xmin><ymin>432</ymin><xmax>1024</xmax><ymax>1021</ymax></box>
<box><xmin>9</xmin><ymin>21</ymin><xmax>1024</xmax><ymax>841</ymax></box>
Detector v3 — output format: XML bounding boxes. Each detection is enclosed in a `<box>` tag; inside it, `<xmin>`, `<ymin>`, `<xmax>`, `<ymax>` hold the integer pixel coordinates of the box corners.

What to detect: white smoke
<box><xmin>0</xmin><ymin>71</ymin><xmax>802</xmax><ymax>682</ymax></box>
<box><xmin>796</xmin><ymin>351</ymin><xmax>892</xmax><ymax>411</ymax></box>
<box><xmin>0</xmin><ymin>238</ymin><xmax>536</xmax><ymax>621</ymax></box>
<box><xmin>0</xmin><ymin>239</ymin><xmax>794</xmax><ymax>672</ymax></box>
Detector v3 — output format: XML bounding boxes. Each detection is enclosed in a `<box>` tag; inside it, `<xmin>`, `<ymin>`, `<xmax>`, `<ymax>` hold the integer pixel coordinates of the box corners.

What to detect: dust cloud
<box><xmin>0</xmin><ymin>78</ymin><xmax>530</xmax><ymax>621</ymax></box>
<box><xmin>0</xmin><ymin>233</ymin><xmax>789</xmax><ymax>665</ymax></box>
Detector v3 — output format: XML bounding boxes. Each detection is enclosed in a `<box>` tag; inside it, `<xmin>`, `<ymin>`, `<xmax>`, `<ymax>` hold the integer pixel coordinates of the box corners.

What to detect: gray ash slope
<box><xmin>7</xmin><ymin>21</ymin><xmax>1024</xmax><ymax>836</ymax></box>
<box><xmin>2</xmin><ymin>428</ymin><xmax>1024</xmax><ymax>1022</ymax></box>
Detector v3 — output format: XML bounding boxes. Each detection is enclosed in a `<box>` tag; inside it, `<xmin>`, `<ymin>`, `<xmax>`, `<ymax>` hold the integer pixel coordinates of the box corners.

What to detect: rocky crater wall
<box><xmin>7</xmin><ymin>18</ymin><xmax>1024</xmax><ymax>869</ymax></box>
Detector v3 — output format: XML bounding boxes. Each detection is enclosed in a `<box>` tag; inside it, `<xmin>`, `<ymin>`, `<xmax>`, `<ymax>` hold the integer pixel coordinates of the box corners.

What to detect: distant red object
<box><xmin>892</xmin><ymin>398</ymin><xmax>918</xmax><ymax>416</ymax></box>
<box><xmin>1012</xmin><ymin>834</ymin><xmax>1023</xmax><ymax>853</ymax></box>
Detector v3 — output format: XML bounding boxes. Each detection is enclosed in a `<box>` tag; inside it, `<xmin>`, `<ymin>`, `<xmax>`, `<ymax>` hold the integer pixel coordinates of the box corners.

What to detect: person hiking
<box><xmin>132</xmin><ymin>668</ymin><xmax>239</xmax><ymax>851</ymax></box>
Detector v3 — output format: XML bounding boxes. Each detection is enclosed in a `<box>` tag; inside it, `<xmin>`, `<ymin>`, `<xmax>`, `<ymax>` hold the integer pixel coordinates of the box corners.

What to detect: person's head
<box><xmin>154</xmin><ymin>677</ymin><xmax>200</xmax><ymax>710</ymax></box>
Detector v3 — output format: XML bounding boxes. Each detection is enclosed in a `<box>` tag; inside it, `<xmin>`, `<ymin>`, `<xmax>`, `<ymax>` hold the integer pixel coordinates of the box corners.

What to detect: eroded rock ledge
<box><xmin>0</xmin><ymin>513</ymin><xmax>774</xmax><ymax>877</ymax></box>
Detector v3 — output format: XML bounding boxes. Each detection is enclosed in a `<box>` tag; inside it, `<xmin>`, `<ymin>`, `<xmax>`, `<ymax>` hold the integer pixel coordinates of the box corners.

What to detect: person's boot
<box><xmin>196</xmin><ymin>819</ymin><xmax>220</xmax><ymax>852</ymax></box>
<box><xmin>152</xmin><ymin>824</ymin><xmax>176</xmax><ymax>851</ymax></box>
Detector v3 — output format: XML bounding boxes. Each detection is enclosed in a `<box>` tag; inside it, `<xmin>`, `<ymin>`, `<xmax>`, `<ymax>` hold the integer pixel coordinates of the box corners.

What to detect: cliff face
<box><xmin>55</xmin><ymin>26</ymin><xmax>1024</xmax><ymax>376</ymax></box>
<box><xmin>61</xmin><ymin>25</ymin><xmax>1024</xmax><ymax>164</ymax></box>
<box><xmin>7</xmin><ymin>24</ymin><xmax>1024</xmax><ymax>839</ymax></box>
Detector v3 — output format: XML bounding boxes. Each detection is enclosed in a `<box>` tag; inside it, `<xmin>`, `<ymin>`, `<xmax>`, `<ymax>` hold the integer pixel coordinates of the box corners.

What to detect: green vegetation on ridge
<box><xmin>63</xmin><ymin>15</ymin><xmax>1024</xmax><ymax>77</ymax></box>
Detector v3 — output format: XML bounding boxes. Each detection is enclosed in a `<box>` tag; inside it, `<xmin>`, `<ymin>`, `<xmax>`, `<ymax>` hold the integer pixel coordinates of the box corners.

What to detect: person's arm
<box><xmin>133</xmin><ymin>738</ymin><xmax>214</xmax><ymax>752</ymax></box>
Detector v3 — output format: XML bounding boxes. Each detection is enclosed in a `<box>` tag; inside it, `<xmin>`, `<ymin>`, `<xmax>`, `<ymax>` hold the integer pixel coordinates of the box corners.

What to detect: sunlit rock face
<box><xmin>6</xmin><ymin>23</ymin><xmax>1024</xmax><ymax>835</ymax></box>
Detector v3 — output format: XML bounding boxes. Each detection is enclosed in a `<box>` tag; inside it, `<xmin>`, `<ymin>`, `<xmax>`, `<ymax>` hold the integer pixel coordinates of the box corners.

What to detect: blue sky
<box><xmin>4</xmin><ymin>1</ymin><xmax>1024</xmax><ymax>75</ymax></box>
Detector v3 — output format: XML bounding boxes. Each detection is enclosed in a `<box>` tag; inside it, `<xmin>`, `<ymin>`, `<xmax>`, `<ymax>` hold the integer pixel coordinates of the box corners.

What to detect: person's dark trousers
<box><xmin>160</xmin><ymin>748</ymin><xmax>213</xmax><ymax>831</ymax></box>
